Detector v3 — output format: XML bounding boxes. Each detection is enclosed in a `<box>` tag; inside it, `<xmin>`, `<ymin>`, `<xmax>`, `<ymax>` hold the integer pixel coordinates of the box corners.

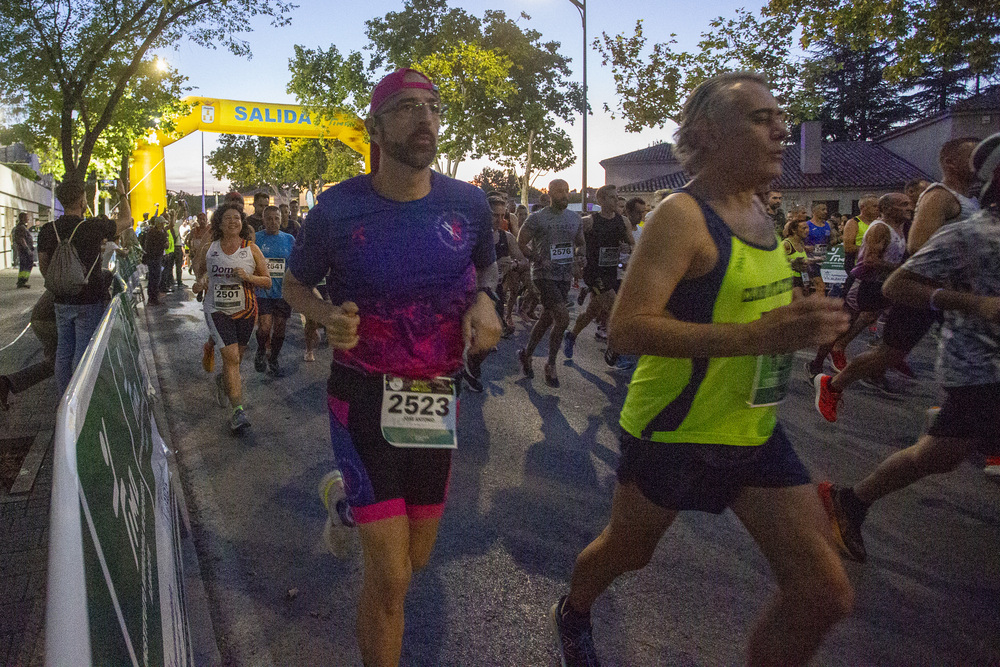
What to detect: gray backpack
<box><xmin>44</xmin><ymin>220</ymin><xmax>100</xmax><ymax>298</ymax></box>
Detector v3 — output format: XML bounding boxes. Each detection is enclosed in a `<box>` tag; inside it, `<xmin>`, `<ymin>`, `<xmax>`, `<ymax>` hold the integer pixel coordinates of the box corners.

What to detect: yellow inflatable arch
<box><xmin>129</xmin><ymin>95</ymin><xmax>370</xmax><ymax>217</ymax></box>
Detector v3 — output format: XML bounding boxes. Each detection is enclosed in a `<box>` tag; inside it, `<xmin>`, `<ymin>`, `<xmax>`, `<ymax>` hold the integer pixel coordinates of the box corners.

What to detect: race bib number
<box><xmin>214</xmin><ymin>283</ymin><xmax>244</xmax><ymax>311</ymax></box>
<box><xmin>598</xmin><ymin>246</ymin><xmax>619</xmax><ymax>267</ymax></box>
<box><xmin>266</xmin><ymin>258</ymin><xmax>285</xmax><ymax>279</ymax></box>
<box><xmin>380</xmin><ymin>376</ymin><xmax>458</xmax><ymax>448</ymax></box>
<box><xmin>748</xmin><ymin>353</ymin><xmax>794</xmax><ymax>407</ymax></box>
<box><xmin>550</xmin><ymin>243</ymin><xmax>573</xmax><ymax>264</ymax></box>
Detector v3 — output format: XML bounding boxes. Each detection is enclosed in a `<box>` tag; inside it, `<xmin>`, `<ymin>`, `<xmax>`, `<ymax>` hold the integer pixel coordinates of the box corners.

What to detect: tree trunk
<box><xmin>521</xmin><ymin>129</ymin><xmax>535</xmax><ymax>205</ymax></box>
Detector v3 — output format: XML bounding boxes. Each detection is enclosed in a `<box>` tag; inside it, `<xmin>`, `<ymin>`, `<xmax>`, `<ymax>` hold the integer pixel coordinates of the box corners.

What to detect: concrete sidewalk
<box><xmin>0</xmin><ymin>267</ymin><xmax>56</xmax><ymax>667</ymax></box>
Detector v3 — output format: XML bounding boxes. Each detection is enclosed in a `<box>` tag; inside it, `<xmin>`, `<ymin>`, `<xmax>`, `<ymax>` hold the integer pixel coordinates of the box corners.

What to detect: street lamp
<box><xmin>567</xmin><ymin>0</ymin><xmax>587</xmax><ymax>212</ymax></box>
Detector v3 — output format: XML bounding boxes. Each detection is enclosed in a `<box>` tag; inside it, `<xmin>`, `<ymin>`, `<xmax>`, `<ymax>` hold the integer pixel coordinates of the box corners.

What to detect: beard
<box><xmin>380</xmin><ymin>131</ymin><xmax>438</xmax><ymax>170</ymax></box>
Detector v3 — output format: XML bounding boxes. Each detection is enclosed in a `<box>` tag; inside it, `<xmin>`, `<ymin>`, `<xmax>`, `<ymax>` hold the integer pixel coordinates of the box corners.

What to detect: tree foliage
<box><xmin>806</xmin><ymin>40</ymin><xmax>913</xmax><ymax>141</ymax></box>
<box><xmin>0</xmin><ymin>0</ymin><xmax>295</xmax><ymax>184</ymax></box>
<box><xmin>595</xmin><ymin>11</ymin><xmax>817</xmax><ymax>133</ymax></box>
<box><xmin>288</xmin><ymin>0</ymin><xmax>580</xmax><ymax>194</ymax></box>
<box><xmin>207</xmin><ymin>134</ymin><xmax>363</xmax><ymax>200</ymax></box>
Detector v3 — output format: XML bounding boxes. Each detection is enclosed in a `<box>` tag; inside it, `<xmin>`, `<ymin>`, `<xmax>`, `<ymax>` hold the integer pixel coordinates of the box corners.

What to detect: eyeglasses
<box><xmin>380</xmin><ymin>100</ymin><xmax>444</xmax><ymax>118</ymax></box>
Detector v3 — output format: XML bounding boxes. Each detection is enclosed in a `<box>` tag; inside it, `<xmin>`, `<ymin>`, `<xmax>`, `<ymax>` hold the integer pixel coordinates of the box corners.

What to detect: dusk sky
<box><xmin>159</xmin><ymin>0</ymin><xmax>760</xmax><ymax>195</ymax></box>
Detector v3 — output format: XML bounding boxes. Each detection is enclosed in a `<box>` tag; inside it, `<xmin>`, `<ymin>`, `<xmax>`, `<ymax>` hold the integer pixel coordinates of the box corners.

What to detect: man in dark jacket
<box><xmin>12</xmin><ymin>212</ymin><xmax>34</xmax><ymax>288</ymax></box>
<box><xmin>140</xmin><ymin>216</ymin><xmax>169</xmax><ymax>305</ymax></box>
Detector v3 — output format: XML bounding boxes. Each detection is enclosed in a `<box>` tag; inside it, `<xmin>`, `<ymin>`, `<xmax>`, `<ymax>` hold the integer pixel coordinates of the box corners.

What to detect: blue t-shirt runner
<box><xmin>254</xmin><ymin>229</ymin><xmax>296</xmax><ymax>301</ymax></box>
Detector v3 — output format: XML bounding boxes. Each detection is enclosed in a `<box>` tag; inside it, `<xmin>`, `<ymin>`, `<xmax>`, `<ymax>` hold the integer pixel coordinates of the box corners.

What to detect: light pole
<box><xmin>568</xmin><ymin>0</ymin><xmax>587</xmax><ymax>212</ymax></box>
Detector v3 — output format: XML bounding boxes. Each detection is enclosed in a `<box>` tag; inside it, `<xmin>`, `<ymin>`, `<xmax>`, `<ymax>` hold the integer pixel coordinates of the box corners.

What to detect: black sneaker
<box><xmin>254</xmin><ymin>352</ymin><xmax>266</xmax><ymax>373</ymax></box>
<box><xmin>266</xmin><ymin>358</ymin><xmax>281</xmax><ymax>377</ymax></box>
<box><xmin>462</xmin><ymin>368</ymin><xmax>484</xmax><ymax>393</ymax></box>
<box><xmin>817</xmin><ymin>482</ymin><xmax>867</xmax><ymax>563</ymax></box>
<box><xmin>576</xmin><ymin>286</ymin><xmax>589</xmax><ymax>306</ymax></box>
<box><xmin>603</xmin><ymin>348</ymin><xmax>619</xmax><ymax>367</ymax></box>
<box><xmin>518</xmin><ymin>348</ymin><xmax>534</xmax><ymax>379</ymax></box>
<box><xmin>551</xmin><ymin>596</ymin><xmax>601</xmax><ymax>667</ymax></box>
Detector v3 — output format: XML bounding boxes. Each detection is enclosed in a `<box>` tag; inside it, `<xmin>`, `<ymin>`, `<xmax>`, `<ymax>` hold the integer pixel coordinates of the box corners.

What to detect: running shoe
<box><xmin>858</xmin><ymin>376</ymin><xmax>900</xmax><ymax>396</ymax></box>
<box><xmin>518</xmin><ymin>348</ymin><xmax>534</xmax><ymax>379</ymax></box>
<box><xmin>830</xmin><ymin>350</ymin><xmax>847</xmax><ymax>372</ymax></box>
<box><xmin>229</xmin><ymin>407</ymin><xmax>250</xmax><ymax>434</ymax></box>
<box><xmin>563</xmin><ymin>331</ymin><xmax>576</xmax><ymax>359</ymax></box>
<box><xmin>544</xmin><ymin>362</ymin><xmax>560</xmax><ymax>388</ymax></box>
<box><xmin>803</xmin><ymin>361</ymin><xmax>820</xmax><ymax>384</ymax></box>
<box><xmin>318</xmin><ymin>470</ymin><xmax>356</xmax><ymax>558</ymax></box>
<box><xmin>462</xmin><ymin>367</ymin><xmax>484</xmax><ymax>393</ymax></box>
<box><xmin>202</xmin><ymin>341</ymin><xmax>215</xmax><ymax>373</ymax></box>
<box><xmin>814</xmin><ymin>374</ymin><xmax>841</xmax><ymax>422</ymax></box>
<box><xmin>266</xmin><ymin>358</ymin><xmax>281</xmax><ymax>377</ymax></box>
<box><xmin>196</xmin><ymin>292</ymin><xmax>203</xmax><ymax>303</ymax></box>
<box><xmin>214</xmin><ymin>373</ymin><xmax>228</xmax><ymax>408</ymax></box>
<box><xmin>984</xmin><ymin>456</ymin><xmax>1000</xmax><ymax>478</ymax></box>
<box><xmin>304</xmin><ymin>350</ymin><xmax>316</xmax><ymax>362</ymax></box>
<box><xmin>551</xmin><ymin>596</ymin><xmax>601</xmax><ymax>667</ymax></box>
<box><xmin>594</xmin><ymin>325</ymin><xmax>608</xmax><ymax>341</ymax></box>
<box><xmin>613</xmin><ymin>357</ymin><xmax>637</xmax><ymax>372</ymax></box>
<box><xmin>576</xmin><ymin>286</ymin><xmax>589</xmax><ymax>306</ymax></box>
<box><xmin>254</xmin><ymin>351</ymin><xmax>266</xmax><ymax>373</ymax></box>
<box><xmin>604</xmin><ymin>349</ymin><xmax>619</xmax><ymax>367</ymax></box>
<box><xmin>816</xmin><ymin>482</ymin><xmax>867</xmax><ymax>563</ymax></box>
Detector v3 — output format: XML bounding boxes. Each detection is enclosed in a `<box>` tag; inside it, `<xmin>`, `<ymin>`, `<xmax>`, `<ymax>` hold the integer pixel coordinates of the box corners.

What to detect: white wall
<box><xmin>0</xmin><ymin>164</ymin><xmax>55</xmax><ymax>269</ymax></box>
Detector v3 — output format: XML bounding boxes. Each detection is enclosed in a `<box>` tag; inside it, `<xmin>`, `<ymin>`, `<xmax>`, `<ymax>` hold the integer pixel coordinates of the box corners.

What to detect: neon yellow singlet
<box><xmin>854</xmin><ymin>217</ymin><xmax>869</xmax><ymax>248</ymax></box>
<box><xmin>620</xmin><ymin>193</ymin><xmax>794</xmax><ymax>447</ymax></box>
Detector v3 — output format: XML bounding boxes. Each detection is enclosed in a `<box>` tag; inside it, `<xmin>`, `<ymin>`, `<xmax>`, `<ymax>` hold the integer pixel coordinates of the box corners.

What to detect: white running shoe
<box><xmin>318</xmin><ymin>470</ymin><xmax>356</xmax><ymax>558</ymax></box>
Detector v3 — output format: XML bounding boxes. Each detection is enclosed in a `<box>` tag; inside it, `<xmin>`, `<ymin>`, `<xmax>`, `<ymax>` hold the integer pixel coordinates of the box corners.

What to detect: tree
<box><xmin>807</xmin><ymin>40</ymin><xmax>913</xmax><ymax>141</ymax></box>
<box><xmin>414</xmin><ymin>42</ymin><xmax>516</xmax><ymax>177</ymax></box>
<box><xmin>471</xmin><ymin>167</ymin><xmax>520</xmax><ymax>197</ymax></box>
<box><xmin>594</xmin><ymin>11</ymin><xmax>817</xmax><ymax>133</ymax></box>
<box><xmin>207</xmin><ymin>134</ymin><xmax>364</xmax><ymax>202</ymax></box>
<box><xmin>768</xmin><ymin>0</ymin><xmax>1000</xmax><ymax>90</ymax></box>
<box><xmin>288</xmin><ymin>1</ymin><xmax>581</xmax><ymax>190</ymax></box>
<box><xmin>0</xmin><ymin>0</ymin><xmax>294</xmax><ymax>184</ymax></box>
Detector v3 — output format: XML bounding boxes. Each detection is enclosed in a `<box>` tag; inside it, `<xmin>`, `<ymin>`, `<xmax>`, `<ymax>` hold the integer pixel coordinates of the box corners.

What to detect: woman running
<box><xmin>194</xmin><ymin>202</ymin><xmax>271</xmax><ymax>434</ymax></box>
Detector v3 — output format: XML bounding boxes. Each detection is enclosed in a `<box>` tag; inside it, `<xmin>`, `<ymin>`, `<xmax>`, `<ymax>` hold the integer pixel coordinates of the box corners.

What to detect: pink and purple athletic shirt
<box><xmin>287</xmin><ymin>172</ymin><xmax>495</xmax><ymax>380</ymax></box>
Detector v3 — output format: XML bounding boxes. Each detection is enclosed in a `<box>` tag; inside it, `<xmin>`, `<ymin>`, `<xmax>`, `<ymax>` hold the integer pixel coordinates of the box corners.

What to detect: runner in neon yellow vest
<box><xmin>551</xmin><ymin>72</ymin><xmax>854</xmax><ymax>667</ymax></box>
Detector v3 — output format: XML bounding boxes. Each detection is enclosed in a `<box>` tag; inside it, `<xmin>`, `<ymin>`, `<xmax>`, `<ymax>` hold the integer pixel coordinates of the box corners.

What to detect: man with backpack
<box><xmin>37</xmin><ymin>178</ymin><xmax>133</xmax><ymax>396</ymax></box>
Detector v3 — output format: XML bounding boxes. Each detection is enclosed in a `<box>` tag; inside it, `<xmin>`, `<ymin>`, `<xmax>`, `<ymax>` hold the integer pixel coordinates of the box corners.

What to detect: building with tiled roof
<box><xmin>604</xmin><ymin>85</ymin><xmax>998</xmax><ymax>216</ymax></box>
<box><xmin>599</xmin><ymin>142</ymin><xmax>683</xmax><ymax>189</ymax></box>
<box><xmin>877</xmin><ymin>85</ymin><xmax>1000</xmax><ymax>181</ymax></box>
<box><xmin>616</xmin><ymin>139</ymin><xmax>930</xmax><ymax>216</ymax></box>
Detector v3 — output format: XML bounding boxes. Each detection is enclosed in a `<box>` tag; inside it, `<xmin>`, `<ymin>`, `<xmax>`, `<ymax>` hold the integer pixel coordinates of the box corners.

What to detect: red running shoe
<box><xmin>831</xmin><ymin>350</ymin><xmax>847</xmax><ymax>372</ymax></box>
<box><xmin>985</xmin><ymin>456</ymin><xmax>1000</xmax><ymax>478</ymax></box>
<box><xmin>814</xmin><ymin>374</ymin><xmax>841</xmax><ymax>422</ymax></box>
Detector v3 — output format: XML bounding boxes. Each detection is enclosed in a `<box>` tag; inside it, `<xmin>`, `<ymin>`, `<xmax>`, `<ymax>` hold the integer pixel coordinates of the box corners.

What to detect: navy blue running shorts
<box><xmin>616</xmin><ymin>424</ymin><xmax>812</xmax><ymax>514</ymax></box>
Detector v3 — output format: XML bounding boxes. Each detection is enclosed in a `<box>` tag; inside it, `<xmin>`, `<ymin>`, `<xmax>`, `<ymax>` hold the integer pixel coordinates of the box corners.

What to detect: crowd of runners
<box><xmin>148</xmin><ymin>67</ymin><xmax>999</xmax><ymax>666</ymax></box>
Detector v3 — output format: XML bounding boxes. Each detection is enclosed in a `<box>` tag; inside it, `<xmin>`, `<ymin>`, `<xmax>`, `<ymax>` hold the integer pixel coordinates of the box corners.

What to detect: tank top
<box><xmin>619</xmin><ymin>192</ymin><xmax>794</xmax><ymax>447</ymax></box>
<box><xmin>858</xmin><ymin>220</ymin><xmax>906</xmax><ymax>267</ymax></box>
<box><xmin>853</xmin><ymin>216</ymin><xmax>870</xmax><ymax>249</ymax></box>
<box><xmin>584</xmin><ymin>213</ymin><xmax>627</xmax><ymax>280</ymax></box>
<box><xmin>918</xmin><ymin>183</ymin><xmax>980</xmax><ymax>224</ymax></box>
<box><xmin>204</xmin><ymin>239</ymin><xmax>258</xmax><ymax>318</ymax></box>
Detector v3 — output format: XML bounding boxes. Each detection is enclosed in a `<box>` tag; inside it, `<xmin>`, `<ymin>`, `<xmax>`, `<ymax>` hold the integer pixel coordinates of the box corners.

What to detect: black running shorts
<box><xmin>927</xmin><ymin>383</ymin><xmax>1000</xmax><ymax>454</ymax></box>
<box><xmin>616</xmin><ymin>424</ymin><xmax>811</xmax><ymax>514</ymax></box>
<box><xmin>257</xmin><ymin>297</ymin><xmax>292</xmax><ymax>319</ymax></box>
<box><xmin>882</xmin><ymin>305</ymin><xmax>939</xmax><ymax>353</ymax></box>
<box><xmin>326</xmin><ymin>363</ymin><xmax>456</xmax><ymax>524</ymax></box>
<box><xmin>205</xmin><ymin>311</ymin><xmax>255</xmax><ymax>348</ymax></box>
<box><xmin>856</xmin><ymin>280</ymin><xmax>889</xmax><ymax>313</ymax></box>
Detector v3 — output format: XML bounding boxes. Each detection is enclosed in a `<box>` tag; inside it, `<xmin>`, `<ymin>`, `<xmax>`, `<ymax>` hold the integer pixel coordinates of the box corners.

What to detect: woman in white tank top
<box><xmin>193</xmin><ymin>203</ymin><xmax>271</xmax><ymax>434</ymax></box>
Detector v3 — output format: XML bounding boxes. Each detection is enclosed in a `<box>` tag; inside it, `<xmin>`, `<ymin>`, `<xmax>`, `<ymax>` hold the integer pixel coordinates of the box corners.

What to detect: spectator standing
<box><xmin>37</xmin><ymin>179</ymin><xmax>133</xmax><ymax>396</ymax></box>
<box><xmin>12</xmin><ymin>212</ymin><xmax>34</xmax><ymax>288</ymax></box>
<box><xmin>140</xmin><ymin>217</ymin><xmax>169</xmax><ymax>305</ymax></box>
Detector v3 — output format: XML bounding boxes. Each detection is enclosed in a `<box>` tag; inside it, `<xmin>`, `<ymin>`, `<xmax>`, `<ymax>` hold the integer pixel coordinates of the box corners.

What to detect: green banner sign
<box><xmin>820</xmin><ymin>244</ymin><xmax>847</xmax><ymax>285</ymax></box>
<box><xmin>48</xmin><ymin>296</ymin><xmax>192</xmax><ymax>666</ymax></box>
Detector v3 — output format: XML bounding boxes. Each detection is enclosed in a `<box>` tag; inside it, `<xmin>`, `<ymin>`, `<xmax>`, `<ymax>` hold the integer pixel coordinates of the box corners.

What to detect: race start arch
<box><xmin>128</xmin><ymin>96</ymin><xmax>370</xmax><ymax>217</ymax></box>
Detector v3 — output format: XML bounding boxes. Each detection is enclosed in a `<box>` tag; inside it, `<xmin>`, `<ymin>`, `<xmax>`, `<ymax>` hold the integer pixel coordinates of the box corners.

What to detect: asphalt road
<box><xmin>144</xmin><ymin>286</ymin><xmax>1000</xmax><ymax>666</ymax></box>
